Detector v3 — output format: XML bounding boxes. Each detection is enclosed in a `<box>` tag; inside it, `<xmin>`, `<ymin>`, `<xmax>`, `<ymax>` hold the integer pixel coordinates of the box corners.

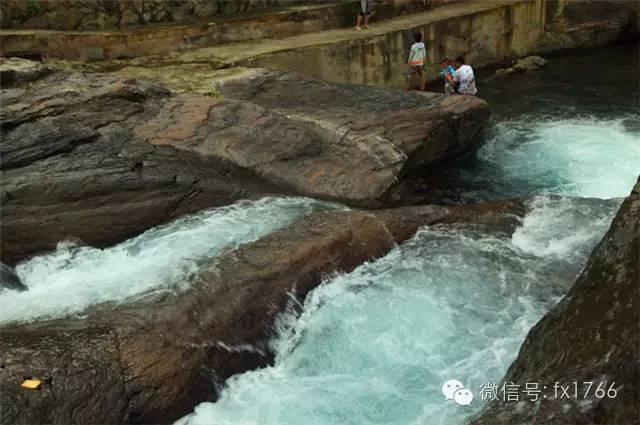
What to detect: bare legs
<box><xmin>355</xmin><ymin>14</ymin><xmax>370</xmax><ymax>30</ymax></box>
<box><xmin>406</xmin><ymin>69</ymin><xmax>427</xmax><ymax>91</ymax></box>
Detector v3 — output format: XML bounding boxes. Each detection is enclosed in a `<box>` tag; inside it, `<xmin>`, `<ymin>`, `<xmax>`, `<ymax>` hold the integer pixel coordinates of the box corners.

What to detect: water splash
<box><xmin>511</xmin><ymin>196</ymin><xmax>620</xmax><ymax>259</ymax></box>
<box><xmin>177</xmin><ymin>196</ymin><xmax>618</xmax><ymax>425</ymax></box>
<box><xmin>478</xmin><ymin>117</ymin><xmax>640</xmax><ymax>199</ymax></box>
<box><xmin>0</xmin><ymin>197</ymin><xmax>339</xmax><ymax>325</ymax></box>
<box><xmin>177</xmin><ymin>115</ymin><xmax>637</xmax><ymax>425</ymax></box>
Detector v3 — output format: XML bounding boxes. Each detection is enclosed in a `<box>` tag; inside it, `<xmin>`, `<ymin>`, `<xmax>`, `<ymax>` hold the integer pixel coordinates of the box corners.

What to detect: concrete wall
<box><xmin>0</xmin><ymin>1</ymin><xmax>464</xmax><ymax>60</ymax></box>
<box><xmin>242</xmin><ymin>0</ymin><xmax>636</xmax><ymax>88</ymax></box>
<box><xmin>1</xmin><ymin>0</ymin><xmax>635</xmax><ymax>85</ymax></box>
<box><xmin>1</xmin><ymin>4</ymin><xmax>346</xmax><ymax>61</ymax></box>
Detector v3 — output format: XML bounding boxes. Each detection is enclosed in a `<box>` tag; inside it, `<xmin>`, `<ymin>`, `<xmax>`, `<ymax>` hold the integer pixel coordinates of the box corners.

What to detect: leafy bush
<box><xmin>25</xmin><ymin>0</ymin><xmax>43</xmax><ymax>18</ymax></box>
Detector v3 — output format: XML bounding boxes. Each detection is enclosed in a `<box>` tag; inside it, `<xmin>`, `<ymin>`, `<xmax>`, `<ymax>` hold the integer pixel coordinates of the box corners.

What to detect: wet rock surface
<box><xmin>0</xmin><ymin>210</ymin><xmax>395</xmax><ymax>425</ymax></box>
<box><xmin>373</xmin><ymin>198</ymin><xmax>526</xmax><ymax>243</ymax></box>
<box><xmin>0</xmin><ymin>201</ymin><xmax>526</xmax><ymax>425</ymax></box>
<box><xmin>512</xmin><ymin>55</ymin><xmax>548</xmax><ymax>72</ymax></box>
<box><xmin>471</xmin><ymin>178</ymin><xmax>640</xmax><ymax>425</ymax></box>
<box><xmin>199</xmin><ymin>68</ymin><xmax>490</xmax><ymax>206</ymax></box>
<box><xmin>0</xmin><ymin>262</ymin><xmax>27</xmax><ymax>292</ymax></box>
<box><xmin>495</xmin><ymin>55</ymin><xmax>549</xmax><ymax>78</ymax></box>
<box><xmin>0</xmin><ymin>70</ymin><xmax>283</xmax><ymax>264</ymax></box>
<box><xmin>1</xmin><ymin>63</ymin><xmax>490</xmax><ymax>263</ymax></box>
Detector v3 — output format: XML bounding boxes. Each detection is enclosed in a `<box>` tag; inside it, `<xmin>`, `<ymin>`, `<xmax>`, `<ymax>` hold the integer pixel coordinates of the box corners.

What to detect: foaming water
<box><xmin>177</xmin><ymin>197</ymin><xmax>619</xmax><ymax>425</ymax></box>
<box><xmin>511</xmin><ymin>196</ymin><xmax>620</xmax><ymax>259</ymax></box>
<box><xmin>433</xmin><ymin>117</ymin><xmax>640</xmax><ymax>203</ymax></box>
<box><xmin>176</xmin><ymin>94</ymin><xmax>638</xmax><ymax>425</ymax></box>
<box><xmin>0</xmin><ymin>197</ymin><xmax>338</xmax><ymax>325</ymax></box>
<box><xmin>477</xmin><ymin>117</ymin><xmax>640</xmax><ymax>199</ymax></box>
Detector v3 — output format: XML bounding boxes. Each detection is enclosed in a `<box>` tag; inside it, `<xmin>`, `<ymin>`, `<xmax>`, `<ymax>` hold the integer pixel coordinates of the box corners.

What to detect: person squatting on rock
<box><xmin>355</xmin><ymin>0</ymin><xmax>373</xmax><ymax>30</ymax></box>
<box><xmin>453</xmin><ymin>56</ymin><xmax>477</xmax><ymax>95</ymax></box>
<box><xmin>439</xmin><ymin>58</ymin><xmax>458</xmax><ymax>95</ymax></box>
<box><xmin>406</xmin><ymin>31</ymin><xmax>427</xmax><ymax>91</ymax></box>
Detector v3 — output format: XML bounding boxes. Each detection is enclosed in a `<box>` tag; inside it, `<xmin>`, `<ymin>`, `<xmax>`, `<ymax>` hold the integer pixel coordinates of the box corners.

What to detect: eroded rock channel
<box><xmin>1</xmin><ymin>28</ymin><xmax>639</xmax><ymax>425</ymax></box>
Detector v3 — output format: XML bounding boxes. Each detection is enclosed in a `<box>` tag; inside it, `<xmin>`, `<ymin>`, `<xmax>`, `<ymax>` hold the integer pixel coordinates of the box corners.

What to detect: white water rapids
<box><xmin>176</xmin><ymin>117</ymin><xmax>640</xmax><ymax>425</ymax></box>
<box><xmin>1</xmin><ymin>99</ymin><xmax>638</xmax><ymax>423</ymax></box>
<box><xmin>0</xmin><ymin>197</ymin><xmax>340</xmax><ymax>324</ymax></box>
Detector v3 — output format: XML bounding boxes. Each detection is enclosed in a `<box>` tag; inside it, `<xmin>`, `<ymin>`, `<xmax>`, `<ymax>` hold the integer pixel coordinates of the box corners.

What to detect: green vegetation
<box><xmin>25</xmin><ymin>0</ymin><xmax>43</xmax><ymax>18</ymax></box>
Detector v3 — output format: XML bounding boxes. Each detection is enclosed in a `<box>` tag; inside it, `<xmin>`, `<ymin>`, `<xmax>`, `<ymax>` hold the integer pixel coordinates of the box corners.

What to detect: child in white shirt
<box><xmin>453</xmin><ymin>56</ymin><xmax>477</xmax><ymax>95</ymax></box>
<box><xmin>406</xmin><ymin>32</ymin><xmax>427</xmax><ymax>91</ymax></box>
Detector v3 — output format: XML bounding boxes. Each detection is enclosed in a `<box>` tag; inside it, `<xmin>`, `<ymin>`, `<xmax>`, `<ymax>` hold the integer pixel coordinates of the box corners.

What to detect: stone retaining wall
<box><xmin>1</xmin><ymin>4</ymin><xmax>344</xmax><ymax>61</ymax></box>
<box><xmin>0</xmin><ymin>0</ymin><xmax>459</xmax><ymax>31</ymax></box>
<box><xmin>0</xmin><ymin>1</ymin><xmax>463</xmax><ymax>60</ymax></box>
<box><xmin>1</xmin><ymin>0</ymin><xmax>292</xmax><ymax>30</ymax></box>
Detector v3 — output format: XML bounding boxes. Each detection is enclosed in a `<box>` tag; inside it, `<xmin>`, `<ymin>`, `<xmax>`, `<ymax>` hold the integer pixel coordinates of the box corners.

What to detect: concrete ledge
<box><xmin>0</xmin><ymin>0</ymin><xmax>462</xmax><ymax>61</ymax></box>
<box><xmin>0</xmin><ymin>3</ymin><xmax>344</xmax><ymax>60</ymax></box>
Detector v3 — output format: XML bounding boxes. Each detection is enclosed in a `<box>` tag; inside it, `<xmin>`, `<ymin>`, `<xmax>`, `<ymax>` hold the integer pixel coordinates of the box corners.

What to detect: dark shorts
<box><xmin>359</xmin><ymin>0</ymin><xmax>372</xmax><ymax>16</ymax></box>
<box><xmin>408</xmin><ymin>65</ymin><xmax>424</xmax><ymax>76</ymax></box>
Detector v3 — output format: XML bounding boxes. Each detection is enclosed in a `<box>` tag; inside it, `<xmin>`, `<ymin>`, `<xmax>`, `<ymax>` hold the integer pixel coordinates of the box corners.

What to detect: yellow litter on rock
<box><xmin>21</xmin><ymin>379</ymin><xmax>42</xmax><ymax>390</ymax></box>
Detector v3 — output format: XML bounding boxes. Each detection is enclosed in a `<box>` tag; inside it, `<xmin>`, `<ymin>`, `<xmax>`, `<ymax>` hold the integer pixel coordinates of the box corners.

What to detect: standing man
<box><xmin>453</xmin><ymin>56</ymin><xmax>477</xmax><ymax>95</ymax></box>
<box><xmin>356</xmin><ymin>0</ymin><xmax>373</xmax><ymax>30</ymax></box>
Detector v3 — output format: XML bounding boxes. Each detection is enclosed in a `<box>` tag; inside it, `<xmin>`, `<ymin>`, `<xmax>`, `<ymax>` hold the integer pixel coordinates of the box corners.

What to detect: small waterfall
<box><xmin>478</xmin><ymin>117</ymin><xmax>640</xmax><ymax>199</ymax></box>
<box><xmin>0</xmin><ymin>197</ymin><xmax>339</xmax><ymax>325</ymax></box>
<box><xmin>176</xmin><ymin>114</ymin><xmax>640</xmax><ymax>425</ymax></box>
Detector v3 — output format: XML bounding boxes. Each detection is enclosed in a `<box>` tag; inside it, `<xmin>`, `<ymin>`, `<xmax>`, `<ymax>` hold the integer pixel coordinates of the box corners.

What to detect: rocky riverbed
<box><xmin>472</xmin><ymin>178</ymin><xmax>639</xmax><ymax>425</ymax></box>
<box><xmin>1</xmin><ymin>39</ymin><xmax>639</xmax><ymax>425</ymax></box>
<box><xmin>1</xmin><ymin>60</ymin><xmax>488</xmax><ymax>264</ymax></box>
<box><xmin>0</xmin><ymin>200</ymin><xmax>526</xmax><ymax>424</ymax></box>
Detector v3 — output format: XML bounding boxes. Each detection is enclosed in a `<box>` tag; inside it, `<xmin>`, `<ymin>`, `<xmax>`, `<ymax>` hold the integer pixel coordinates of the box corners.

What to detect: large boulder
<box><xmin>208</xmin><ymin>68</ymin><xmax>491</xmax><ymax>206</ymax></box>
<box><xmin>0</xmin><ymin>200</ymin><xmax>524</xmax><ymax>425</ymax></box>
<box><xmin>512</xmin><ymin>55</ymin><xmax>548</xmax><ymax>73</ymax></box>
<box><xmin>471</xmin><ymin>177</ymin><xmax>640</xmax><ymax>425</ymax></box>
<box><xmin>1</xmin><ymin>64</ymin><xmax>490</xmax><ymax>263</ymax></box>
<box><xmin>115</xmin><ymin>66</ymin><xmax>490</xmax><ymax>206</ymax></box>
<box><xmin>0</xmin><ymin>69</ymin><xmax>282</xmax><ymax>264</ymax></box>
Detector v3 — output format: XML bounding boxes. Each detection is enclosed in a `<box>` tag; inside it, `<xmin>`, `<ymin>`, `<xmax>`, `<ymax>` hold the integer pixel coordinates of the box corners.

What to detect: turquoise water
<box><xmin>419</xmin><ymin>44</ymin><xmax>640</xmax><ymax>204</ymax></box>
<box><xmin>0</xmin><ymin>197</ymin><xmax>339</xmax><ymax>324</ymax></box>
<box><xmin>177</xmin><ymin>114</ymin><xmax>639</xmax><ymax>425</ymax></box>
<box><xmin>5</xmin><ymin>46</ymin><xmax>637</xmax><ymax>425</ymax></box>
<box><xmin>477</xmin><ymin>117</ymin><xmax>640</xmax><ymax>199</ymax></box>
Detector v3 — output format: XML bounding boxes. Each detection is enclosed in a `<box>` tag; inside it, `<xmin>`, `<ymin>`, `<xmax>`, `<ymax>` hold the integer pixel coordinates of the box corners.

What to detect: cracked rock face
<box><xmin>207</xmin><ymin>68</ymin><xmax>491</xmax><ymax>205</ymax></box>
<box><xmin>0</xmin><ymin>71</ymin><xmax>279</xmax><ymax>264</ymax></box>
<box><xmin>471</xmin><ymin>178</ymin><xmax>640</xmax><ymax>425</ymax></box>
<box><xmin>114</xmin><ymin>66</ymin><xmax>491</xmax><ymax>205</ymax></box>
<box><xmin>0</xmin><ymin>200</ymin><xmax>526</xmax><ymax>425</ymax></box>
<box><xmin>1</xmin><ymin>65</ymin><xmax>490</xmax><ymax>262</ymax></box>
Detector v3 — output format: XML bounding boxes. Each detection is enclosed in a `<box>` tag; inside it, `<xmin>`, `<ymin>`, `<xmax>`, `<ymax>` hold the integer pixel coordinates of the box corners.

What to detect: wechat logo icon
<box><xmin>442</xmin><ymin>379</ymin><xmax>474</xmax><ymax>406</ymax></box>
